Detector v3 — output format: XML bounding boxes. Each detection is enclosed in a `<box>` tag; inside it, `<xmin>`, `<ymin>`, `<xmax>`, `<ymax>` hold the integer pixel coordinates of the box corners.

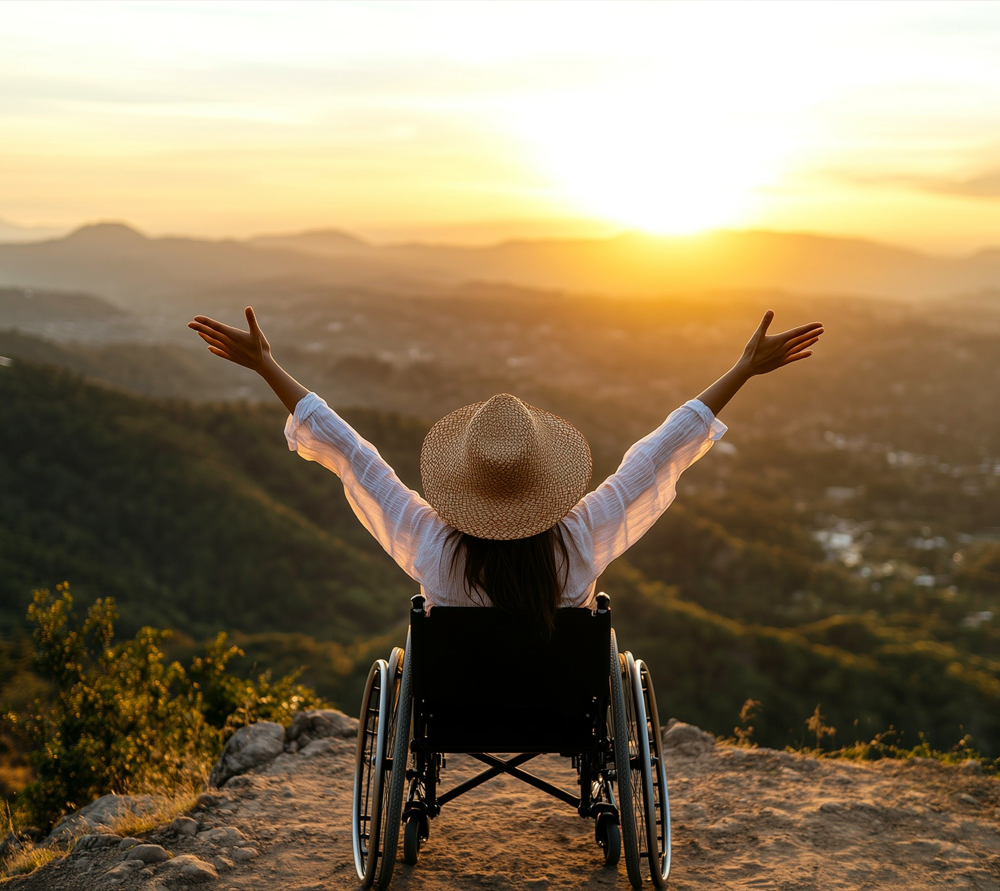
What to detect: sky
<box><xmin>2</xmin><ymin>0</ymin><xmax>1000</xmax><ymax>251</ymax></box>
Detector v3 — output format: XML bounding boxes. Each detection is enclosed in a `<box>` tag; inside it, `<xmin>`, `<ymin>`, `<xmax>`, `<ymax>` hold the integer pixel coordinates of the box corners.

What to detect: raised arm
<box><xmin>696</xmin><ymin>309</ymin><xmax>823</xmax><ymax>416</ymax></box>
<box><xmin>187</xmin><ymin>307</ymin><xmax>445</xmax><ymax>582</ymax></box>
<box><xmin>188</xmin><ymin>306</ymin><xmax>307</xmax><ymax>413</ymax></box>
<box><xmin>563</xmin><ymin>309</ymin><xmax>823</xmax><ymax>579</ymax></box>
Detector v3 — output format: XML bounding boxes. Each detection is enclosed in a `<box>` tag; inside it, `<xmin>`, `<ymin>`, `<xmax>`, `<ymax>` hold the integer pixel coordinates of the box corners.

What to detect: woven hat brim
<box><xmin>420</xmin><ymin>399</ymin><xmax>593</xmax><ymax>540</ymax></box>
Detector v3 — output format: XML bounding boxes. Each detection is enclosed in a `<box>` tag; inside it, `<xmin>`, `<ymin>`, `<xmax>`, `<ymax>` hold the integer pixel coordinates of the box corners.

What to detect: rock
<box><xmin>128</xmin><ymin>843</ymin><xmax>171</xmax><ymax>864</ymax></box>
<box><xmin>170</xmin><ymin>816</ymin><xmax>199</xmax><ymax>836</ymax></box>
<box><xmin>119</xmin><ymin>836</ymin><xmax>144</xmax><ymax>851</ymax></box>
<box><xmin>286</xmin><ymin>708</ymin><xmax>358</xmax><ymax>750</ymax></box>
<box><xmin>957</xmin><ymin>793</ymin><xmax>979</xmax><ymax>806</ymax></box>
<box><xmin>662</xmin><ymin>722</ymin><xmax>715</xmax><ymax>756</ymax></box>
<box><xmin>231</xmin><ymin>846</ymin><xmax>258</xmax><ymax>862</ymax></box>
<box><xmin>299</xmin><ymin>738</ymin><xmax>336</xmax><ymax>758</ymax></box>
<box><xmin>210</xmin><ymin>721</ymin><xmax>286</xmax><ymax>787</ymax></box>
<box><xmin>198</xmin><ymin>825</ymin><xmax>250</xmax><ymax>846</ymax></box>
<box><xmin>106</xmin><ymin>859</ymin><xmax>144</xmax><ymax>877</ymax></box>
<box><xmin>958</xmin><ymin>759</ymin><xmax>983</xmax><ymax>776</ymax></box>
<box><xmin>49</xmin><ymin>793</ymin><xmax>159</xmax><ymax>843</ymax></box>
<box><xmin>75</xmin><ymin>833</ymin><xmax>123</xmax><ymax>852</ymax></box>
<box><xmin>158</xmin><ymin>853</ymin><xmax>218</xmax><ymax>883</ymax></box>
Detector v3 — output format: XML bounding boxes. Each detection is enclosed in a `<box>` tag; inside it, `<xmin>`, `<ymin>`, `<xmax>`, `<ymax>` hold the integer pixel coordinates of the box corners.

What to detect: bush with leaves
<box><xmin>5</xmin><ymin>584</ymin><xmax>323</xmax><ymax>830</ymax></box>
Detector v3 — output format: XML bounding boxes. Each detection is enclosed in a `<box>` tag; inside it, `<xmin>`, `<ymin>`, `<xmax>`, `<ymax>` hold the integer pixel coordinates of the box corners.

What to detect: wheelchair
<box><xmin>351</xmin><ymin>592</ymin><xmax>671</xmax><ymax>889</ymax></box>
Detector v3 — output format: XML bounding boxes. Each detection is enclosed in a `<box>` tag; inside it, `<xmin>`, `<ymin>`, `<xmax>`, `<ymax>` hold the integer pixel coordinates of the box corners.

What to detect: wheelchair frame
<box><xmin>351</xmin><ymin>592</ymin><xmax>671</xmax><ymax>889</ymax></box>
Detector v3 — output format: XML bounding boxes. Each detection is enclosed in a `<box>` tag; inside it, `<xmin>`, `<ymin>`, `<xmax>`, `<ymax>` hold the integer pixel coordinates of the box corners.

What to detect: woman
<box><xmin>188</xmin><ymin>308</ymin><xmax>822</xmax><ymax>630</ymax></box>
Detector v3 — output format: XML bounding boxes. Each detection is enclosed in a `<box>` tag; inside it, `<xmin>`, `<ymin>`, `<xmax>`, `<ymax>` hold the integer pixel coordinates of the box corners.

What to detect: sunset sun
<box><xmin>510</xmin><ymin>72</ymin><xmax>799</xmax><ymax>236</ymax></box>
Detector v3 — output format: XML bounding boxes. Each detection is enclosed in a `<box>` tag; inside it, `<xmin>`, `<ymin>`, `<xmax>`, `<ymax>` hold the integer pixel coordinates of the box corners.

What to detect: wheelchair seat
<box><xmin>411</xmin><ymin>604</ymin><xmax>610</xmax><ymax>753</ymax></box>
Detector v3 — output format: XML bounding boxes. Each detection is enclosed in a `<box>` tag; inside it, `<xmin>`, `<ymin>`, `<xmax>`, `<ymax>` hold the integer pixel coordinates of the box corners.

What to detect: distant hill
<box><xmin>0</xmin><ymin>223</ymin><xmax>450</xmax><ymax>306</ymax></box>
<box><xmin>379</xmin><ymin>229</ymin><xmax>1000</xmax><ymax>299</ymax></box>
<box><xmin>246</xmin><ymin>227</ymin><xmax>373</xmax><ymax>255</ymax></box>
<box><xmin>2</xmin><ymin>222</ymin><xmax>1000</xmax><ymax>303</ymax></box>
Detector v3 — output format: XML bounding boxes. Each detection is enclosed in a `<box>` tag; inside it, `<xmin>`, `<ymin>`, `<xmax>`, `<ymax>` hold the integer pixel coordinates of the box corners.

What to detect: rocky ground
<box><xmin>4</xmin><ymin>715</ymin><xmax>999</xmax><ymax>890</ymax></box>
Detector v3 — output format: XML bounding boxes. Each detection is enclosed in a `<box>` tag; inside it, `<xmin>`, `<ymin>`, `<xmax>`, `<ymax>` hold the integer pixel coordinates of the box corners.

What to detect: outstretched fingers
<box><xmin>786</xmin><ymin>335</ymin><xmax>821</xmax><ymax>357</ymax></box>
<box><xmin>778</xmin><ymin>322</ymin><xmax>823</xmax><ymax>343</ymax></box>
<box><xmin>781</xmin><ymin>350</ymin><xmax>813</xmax><ymax>366</ymax></box>
<box><xmin>189</xmin><ymin>320</ymin><xmax>240</xmax><ymax>350</ymax></box>
<box><xmin>190</xmin><ymin>315</ymin><xmax>244</xmax><ymax>339</ymax></box>
<box><xmin>195</xmin><ymin>330</ymin><xmax>229</xmax><ymax>352</ymax></box>
<box><xmin>784</xmin><ymin>327</ymin><xmax>824</xmax><ymax>350</ymax></box>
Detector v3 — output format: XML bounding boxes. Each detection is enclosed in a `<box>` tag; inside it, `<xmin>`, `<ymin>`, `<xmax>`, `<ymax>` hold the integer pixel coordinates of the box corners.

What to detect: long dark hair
<box><xmin>446</xmin><ymin>524</ymin><xmax>571</xmax><ymax>634</ymax></box>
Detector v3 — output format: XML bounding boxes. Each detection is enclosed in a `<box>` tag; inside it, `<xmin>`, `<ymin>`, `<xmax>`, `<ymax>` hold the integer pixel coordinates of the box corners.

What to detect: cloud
<box><xmin>841</xmin><ymin>167</ymin><xmax>1000</xmax><ymax>201</ymax></box>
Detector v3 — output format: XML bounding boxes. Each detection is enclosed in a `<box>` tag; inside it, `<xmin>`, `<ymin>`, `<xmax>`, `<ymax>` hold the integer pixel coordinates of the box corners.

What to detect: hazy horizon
<box><xmin>5</xmin><ymin>214</ymin><xmax>1000</xmax><ymax>259</ymax></box>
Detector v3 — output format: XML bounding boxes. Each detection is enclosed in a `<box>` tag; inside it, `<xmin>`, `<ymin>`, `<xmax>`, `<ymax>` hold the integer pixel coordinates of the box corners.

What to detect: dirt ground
<box><xmin>8</xmin><ymin>730</ymin><xmax>1000</xmax><ymax>890</ymax></box>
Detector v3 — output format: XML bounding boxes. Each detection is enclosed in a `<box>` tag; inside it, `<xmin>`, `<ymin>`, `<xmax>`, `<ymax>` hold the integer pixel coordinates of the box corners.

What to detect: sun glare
<box><xmin>510</xmin><ymin>75</ymin><xmax>799</xmax><ymax>237</ymax></box>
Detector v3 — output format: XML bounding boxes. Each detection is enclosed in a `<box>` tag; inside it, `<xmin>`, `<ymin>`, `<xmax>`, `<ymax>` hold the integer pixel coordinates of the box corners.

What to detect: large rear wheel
<box><xmin>610</xmin><ymin>631</ymin><xmax>642</xmax><ymax>888</ymax></box>
<box><xmin>636</xmin><ymin>660</ymin><xmax>671</xmax><ymax>886</ymax></box>
<box><xmin>352</xmin><ymin>659</ymin><xmax>391</xmax><ymax>887</ymax></box>
<box><xmin>374</xmin><ymin>638</ymin><xmax>413</xmax><ymax>888</ymax></box>
<box><xmin>626</xmin><ymin>654</ymin><xmax>671</xmax><ymax>888</ymax></box>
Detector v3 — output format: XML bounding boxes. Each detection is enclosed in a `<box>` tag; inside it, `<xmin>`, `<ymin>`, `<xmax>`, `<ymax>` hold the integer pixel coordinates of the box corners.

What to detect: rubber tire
<box><xmin>375</xmin><ymin>638</ymin><xmax>413</xmax><ymax>889</ymax></box>
<box><xmin>636</xmin><ymin>660</ymin><xmax>671</xmax><ymax>887</ymax></box>
<box><xmin>352</xmin><ymin>659</ymin><xmax>390</xmax><ymax>887</ymax></box>
<box><xmin>611</xmin><ymin>631</ymin><xmax>642</xmax><ymax>888</ymax></box>
<box><xmin>403</xmin><ymin>815</ymin><xmax>422</xmax><ymax>865</ymax></box>
<box><xmin>596</xmin><ymin>812</ymin><xmax>621</xmax><ymax>867</ymax></box>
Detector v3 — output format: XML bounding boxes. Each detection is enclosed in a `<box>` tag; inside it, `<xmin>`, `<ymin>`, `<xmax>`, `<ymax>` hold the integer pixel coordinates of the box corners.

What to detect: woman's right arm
<box><xmin>188</xmin><ymin>306</ymin><xmax>308</xmax><ymax>413</ymax></box>
<box><xmin>562</xmin><ymin>310</ymin><xmax>823</xmax><ymax>578</ymax></box>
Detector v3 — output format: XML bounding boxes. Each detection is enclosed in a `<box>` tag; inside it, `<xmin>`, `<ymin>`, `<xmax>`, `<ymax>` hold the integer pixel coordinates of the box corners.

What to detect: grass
<box><xmin>104</xmin><ymin>789</ymin><xmax>199</xmax><ymax>840</ymax></box>
<box><xmin>0</xmin><ymin>787</ymin><xmax>202</xmax><ymax>882</ymax></box>
<box><xmin>723</xmin><ymin>699</ymin><xmax>1000</xmax><ymax>775</ymax></box>
<box><xmin>0</xmin><ymin>845</ymin><xmax>61</xmax><ymax>878</ymax></box>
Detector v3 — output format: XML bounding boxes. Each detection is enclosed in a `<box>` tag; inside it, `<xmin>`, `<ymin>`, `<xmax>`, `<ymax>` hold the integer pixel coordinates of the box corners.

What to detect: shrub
<box><xmin>4</xmin><ymin>584</ymin><xmax>323</xmax><ymax>830</ymax></box>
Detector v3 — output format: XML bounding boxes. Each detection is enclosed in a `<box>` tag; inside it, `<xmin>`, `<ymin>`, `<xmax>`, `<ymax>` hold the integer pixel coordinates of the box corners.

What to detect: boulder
<box><xmin>198</xmin><ymin>825</ymin><xmax>249</xmax><ymax>847</ymax></box>
<box><xmin>286</xmin><ymin>709</ymin><xmax>358</xmax><ymax>749</ymax></box>
<box><xmin>48</xmin><ymin>794</ymin><xmax>158</xmax><ymax>843</ymax></box>
<box><xmin>127</xmin><ymin>843</ymin><xmax>171</xmax><ymax>864</ymax></box>
<box><xmin>209</xmin><ymin>721</ymin><xmax>285</xmax><ymax>787</ymax></box>
<box><xmin>169</xmin><ymin>816</ymin><xmax>199</xmax><ymax>836</ymax></box>
<box><xmin>157</xmin><ymin>853</ymin><xmax>218</xmax><ymax>884</ymax></box>
<box><xmin>662</xmin><ymin>722</ymin><xmax>715</xmax><ymax>756</ymax></box>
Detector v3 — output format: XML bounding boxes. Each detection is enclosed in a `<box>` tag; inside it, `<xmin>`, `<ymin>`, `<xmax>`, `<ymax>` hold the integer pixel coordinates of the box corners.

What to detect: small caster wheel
<box><xmin>596</xmin><ymin>812</ymin><xmax>621</xmax><ymax>866</ymax></box>
<box><xmin>403</xmin><ymin>815</ymin><xmax>427</xmax><ymax>865</ymax></box>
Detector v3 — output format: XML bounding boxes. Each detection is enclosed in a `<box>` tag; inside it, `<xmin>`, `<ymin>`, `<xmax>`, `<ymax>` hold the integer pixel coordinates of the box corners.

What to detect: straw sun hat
<box><xmin>420</xmin><ymin>393</ymin><xmax>593</xmax><ymax>540</ymax></box>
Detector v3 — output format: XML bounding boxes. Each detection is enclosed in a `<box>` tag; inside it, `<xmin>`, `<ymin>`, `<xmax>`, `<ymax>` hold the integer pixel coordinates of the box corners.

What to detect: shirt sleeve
<box><xmin>561</xmin><ymin>399</ymin><xmax>727</xmax><ymax>579</ymax></box>
<box><xmin>283</xmin><ymin>392</ymin><xmax>447</xmax><ymax>583</ymax></box>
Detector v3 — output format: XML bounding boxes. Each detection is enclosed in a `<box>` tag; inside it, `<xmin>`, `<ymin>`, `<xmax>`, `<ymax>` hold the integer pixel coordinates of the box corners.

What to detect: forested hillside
<box><xmin>2</xmin><ymin>359</ymin><xmax>999</xmax><ymax>757</ymax></box>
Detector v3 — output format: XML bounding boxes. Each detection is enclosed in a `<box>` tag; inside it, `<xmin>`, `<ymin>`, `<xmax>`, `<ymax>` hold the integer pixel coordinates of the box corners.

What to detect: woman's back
<box><xmin>284</xmin><ymin>391</ymin><xmax>727</xmax><ymax>610</ymax></box>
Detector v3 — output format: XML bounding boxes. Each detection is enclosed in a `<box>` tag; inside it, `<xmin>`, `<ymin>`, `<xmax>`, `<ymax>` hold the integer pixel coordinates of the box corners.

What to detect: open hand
<box><xmin>739</xmin><ymin>310</ymin><xmax>823</xmax><ymax>376</ymax></box>
<box><xmin>188</xmin><ymin>307</ymin><xmax>272</xmax><ymax>373</ymax></box>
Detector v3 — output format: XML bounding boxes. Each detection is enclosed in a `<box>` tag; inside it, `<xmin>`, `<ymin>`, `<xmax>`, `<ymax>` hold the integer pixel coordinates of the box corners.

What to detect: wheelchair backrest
<box><xmin>409</xmin><ymin>598</ymin><xmax>611</xmax><ymax>754</ymax></box>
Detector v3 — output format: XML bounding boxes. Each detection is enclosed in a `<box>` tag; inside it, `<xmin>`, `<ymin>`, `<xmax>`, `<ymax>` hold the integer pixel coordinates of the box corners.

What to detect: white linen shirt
<box><xmin>284</xmin><ymin>394</ymin><xmax>728</xmax><ymax>610</ymax></box>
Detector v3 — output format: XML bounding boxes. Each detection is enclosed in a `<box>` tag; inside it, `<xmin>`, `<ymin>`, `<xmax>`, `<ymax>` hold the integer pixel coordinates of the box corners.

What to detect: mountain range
<box><xmin>1</xmin><ymin>221</ymin><xmax>998</xmax><ymax>304</ymax></box>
